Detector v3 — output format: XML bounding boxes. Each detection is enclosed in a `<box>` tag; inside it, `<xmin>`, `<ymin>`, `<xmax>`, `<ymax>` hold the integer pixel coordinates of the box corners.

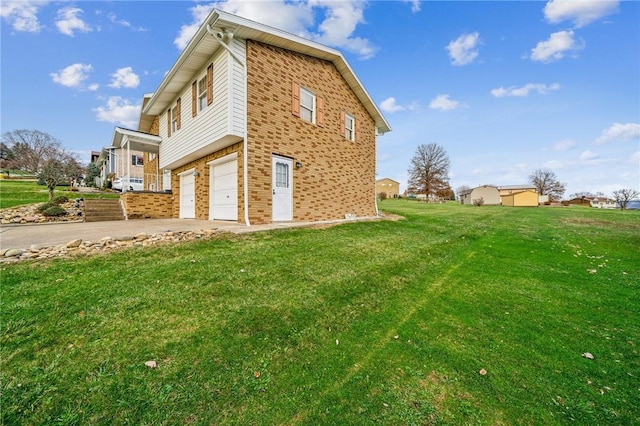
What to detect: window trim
<box><xmin>299</xmin><ymin>86</ymin><xmax>315</xmax><ymax>124</ymax></box>
<box><xmin>131</xmin><ymin>155</ymin><xmax>144</xmax><ymax>166</ymax></box>
<box><xmin>344</xmin><ymin>112</ymin><xmax>355</xmax><ymax>141</ymax></box>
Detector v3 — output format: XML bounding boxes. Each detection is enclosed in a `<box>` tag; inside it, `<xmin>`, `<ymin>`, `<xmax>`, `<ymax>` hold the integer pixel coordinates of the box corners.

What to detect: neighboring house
<box><xmin>566</xmin><ymin>197</ymin><xmax>592</xmax><ymax>206</ymax></box>
<box><xmin>498</xmin><ymin>184</ymin><xmax>539</xmax><ymax>203</ymax></box>
<box><xmin>112</xmin><ymin>9</ymin><xmax>390</xmax><ymax>224</ymax></box>
<box><xmin>376</xmin><ymin>178</ymin><xmax>400</xmax><ymax>199</ymax></box>
<box><xmin>459</xmin><ymin>185</ymin><xmax>500</xmax><ymax>205</ymax></box>
<box><xmin>501</xmin><ymin>190</ymin><xmax>539</xmax><ymax>207</ymax></box>
<box><xmin>590</xmin><ymin>197</ymin><xmax>616</xmax><ymax>209</ymax></box>
<box><xmin>96</xmin><ymin>144</ymin><xmax>147</xmax><ymax>191</ymax></box>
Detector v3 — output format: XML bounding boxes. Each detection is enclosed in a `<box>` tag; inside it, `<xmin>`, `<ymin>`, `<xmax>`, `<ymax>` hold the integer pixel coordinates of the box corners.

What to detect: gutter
<box><xmin>206</xmin><ymin>24</ymin><xmax>251</xmax><ymax>227</ymax></box>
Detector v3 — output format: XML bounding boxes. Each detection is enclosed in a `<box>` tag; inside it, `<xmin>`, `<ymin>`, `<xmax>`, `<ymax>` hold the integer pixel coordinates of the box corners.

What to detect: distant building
<box><xmin>501</xmin><ymin>190</ymin><xmax>539</xmax><ymax>207</ymax></box>
<box><xmin>590</xmin><ymin>197</ymin><xmax>616</xmax><ymax>209</ymax></box>
<box><xmin>376</xmin><ymin>178</ymin><xmax>400</xmax><ymax>199</ymax></box>
<box><xmin>459</xmin><ymin>185</ymin><xmax>500</xmax><ymax>205</ymax></box>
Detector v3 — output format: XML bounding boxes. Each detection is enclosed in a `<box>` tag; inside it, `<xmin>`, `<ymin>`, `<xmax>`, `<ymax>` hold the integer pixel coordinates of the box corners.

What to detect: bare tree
<box><xmin>529</xmin><ymin>168</ymin><xmax>566</xmax><ymax>201</ymax></box>
<box><xmin>39</xmin><ymin>152</ymin><xmax>84</xmax><ymax>202</ymax></box>
<box><xmin>407</xmin><ymin>143</ymin><xmax>451</xmax><ymax>198</ymax></box>
<box><xmin>1</xmin><ymin>129</ymin><xmax>62</xmax><ymax>174</ymax></box>
<box><xmin>456</xmin><ymin>185</ymin><xmax>470</xmax><ymax>200</ymax></box>
<box><xmin>612</xmin><ymin>188</ymin><xmax>640</xmax><ymax>210</ymax></box>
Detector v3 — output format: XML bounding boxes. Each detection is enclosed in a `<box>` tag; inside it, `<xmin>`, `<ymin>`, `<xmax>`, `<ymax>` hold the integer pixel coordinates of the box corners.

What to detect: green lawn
<box><xmin>2</xmin><ymin>200</ymin><xmax>639</xmax><ymax>425</ymax></box>
<box><xmin>0</xmin><ymin>180</ymin><xmax>119</xmax><ymax>209</ymax></box>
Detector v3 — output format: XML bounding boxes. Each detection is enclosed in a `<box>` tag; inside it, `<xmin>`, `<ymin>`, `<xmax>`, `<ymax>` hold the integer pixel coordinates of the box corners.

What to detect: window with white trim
<box><xmin>132</xmin><ymin>155</ymin><xmax>144</xmax><ymax>166</ymax></box>
<box><xmin>299</xmin><ymin>87</ymin><xmax>315</xmax><ymax>123</ymax></box>
<box><xmin>344</xmin><ymin>113</ymin><xmax>355</xmax><ymax>141</ymax></box>
<box><xmin>171</xmin><ymin>106</ymin><xmax>178</xmax><ymax>133</ymax></box>
<box><xmin>198</xmin><ymin>76</ymin><xmax>207</xmax><ymax>111</ymax></box>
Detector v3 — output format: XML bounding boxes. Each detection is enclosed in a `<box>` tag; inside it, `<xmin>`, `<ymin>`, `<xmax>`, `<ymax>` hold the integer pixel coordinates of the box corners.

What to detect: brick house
<box><xmin>376</xmin><ymin>178</ymin><xmax>400</xmax><ymax>199</ymax></box>
<box><xmin>112</xmin><ymin>9</ymin><xmax>390</xmax><ymax>224</ymax></box>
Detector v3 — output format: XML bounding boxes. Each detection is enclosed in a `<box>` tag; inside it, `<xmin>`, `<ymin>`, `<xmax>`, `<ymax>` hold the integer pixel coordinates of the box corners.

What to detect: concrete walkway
<box><xmin>0</xmin><ymin>216</ymin><xmax>381</xmax><ymax>250</ymax></box>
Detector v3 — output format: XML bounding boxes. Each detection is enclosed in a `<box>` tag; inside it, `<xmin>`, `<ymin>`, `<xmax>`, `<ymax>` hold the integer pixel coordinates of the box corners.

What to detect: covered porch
<box><xmin>110</xmin><ymin>127</ymin><xmax>163</xmax><ymax>192</ymax></box>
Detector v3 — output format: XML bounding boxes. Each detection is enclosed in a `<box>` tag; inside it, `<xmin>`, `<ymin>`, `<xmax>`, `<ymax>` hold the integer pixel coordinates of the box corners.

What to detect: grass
<box><xmin>0</xmin><ymin>180</ymin><xmax>119</xmax><ymax>209</ymax></box>
<box><xmin>1</xmin><ymin>200</ymin><xmax>639</xmax><ymax>425</ymax></box>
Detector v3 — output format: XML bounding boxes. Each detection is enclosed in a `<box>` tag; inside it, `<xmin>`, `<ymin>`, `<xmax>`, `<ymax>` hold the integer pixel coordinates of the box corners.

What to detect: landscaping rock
<box><xmin>66</xmin><ymin>239</ymin><xmax>83</xmax><ymax>248</ymax></box>
<box><xmin>144</xmin><ymin>360</ymin><xmax>157</xmax><ymax>369</ymax></box>
<box><xmin>4</xmin><ymin>249</ymin><xmax>25</xmax><ymax>258</ymax></box>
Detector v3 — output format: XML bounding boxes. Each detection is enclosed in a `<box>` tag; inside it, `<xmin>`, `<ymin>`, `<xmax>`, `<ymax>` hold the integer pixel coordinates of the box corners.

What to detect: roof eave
<box><xmin>143</xmin><ymin>9</ymin><xmax>391</xmax><ymax>134</ymax></box>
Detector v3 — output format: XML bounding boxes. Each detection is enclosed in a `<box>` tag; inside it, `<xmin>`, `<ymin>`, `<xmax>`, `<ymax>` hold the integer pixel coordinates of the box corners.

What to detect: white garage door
<box><xmin>209</xmin><ymin>158</ymin><xmax>237</xmax><ymax>221</ymax></box>
<box><xmin>180</xmin><ymin>173</ymin><xmax>195</xmax><ymax>219</ymax></box>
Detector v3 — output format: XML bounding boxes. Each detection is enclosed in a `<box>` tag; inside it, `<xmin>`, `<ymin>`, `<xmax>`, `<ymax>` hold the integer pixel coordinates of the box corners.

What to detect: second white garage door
<box><xmin>209</xmin><ymin>157</ymin><xmax>238</xmax><ymax>221</ymax></box>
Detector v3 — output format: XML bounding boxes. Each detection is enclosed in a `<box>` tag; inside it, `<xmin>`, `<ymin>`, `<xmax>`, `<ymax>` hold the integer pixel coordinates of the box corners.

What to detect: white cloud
<box><xmin>530</xmin><ymin>30</ymin><xmax>583</xmax><ymax>62</ymax></box>
<box><xmin>446</xmin><ymin>32</ymin><xmax>480</xmax><ymax>66</ymax></box>
<box><xmin>544</xmin><ymin>0</ymin><xmax>619</xmax><ymax>28</ymax></box>
<box><xmin>429</xmin><ymin>94</ymin><xmax>461</xmax><ymax>111</ymax></box>
<box><xmin>580</xmin><ymin>150</ymin><xmax>599</xmax><ymax>161</ymax></box>
<box><xmin>94</xmin><ymin>97</ymin><xmax>141</xmax><ymax>128</ymax></box>
<box><xmin>594</xmin><ymin>122</ymin><xmax>640</xmax><ymax>144</ymax></box>
<box><xmin>55</xmin><ymin>6</ymin><xmax>91</xmax><ymax>36</ymax></box>
<box><xmin>108</xmin><ymin>67</ymin><xmax>140</xmax><ymax>89</ymax></box>
<box><xmin>379</xmin><ymin>97</ymin><xmax>419</xmax><ymax>113</ymax></box>
<box><xmin>553</xmin><ymin>139</ymin><xmax>577</xmax><ymax>151</ymax></box>
<box><xmin>0</xmin><ymin>0</ymin><xmax>47</xmax><ymax>32</ymax></box>
<box><xmin>404</xmin><ymin>0</ymin><xmax>421</xmax><ymax>13</ymax></box>
<box><xmin>491</xmin><ymin>83</ymin><xmax>561</xmax><ymax>98</ymax></box>
<box><xmin>107</xmin><ymin>12</ymin><xmax>146</xmax><ymax>32</ymax></box>
<box><xmin>174</xmin><ymin>1</ymin><xmax>382</xmax><ymax>60</ymax></box>
<box><xmin>50</xmin><ymin>63</ymin><xmax>97</xmax><ymax>90</ymax></box>
<box><xmin>312</xmin><ymin>1</ymin><xmax>377</xmax><ymax>60</ymax></box>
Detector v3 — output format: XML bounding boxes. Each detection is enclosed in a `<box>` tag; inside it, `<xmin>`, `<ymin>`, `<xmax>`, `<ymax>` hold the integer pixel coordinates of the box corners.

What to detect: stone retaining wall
<box><xmin>1</xmin><ymin>229</ymin><xmax>221</xmax><ymax>263</ymax></box>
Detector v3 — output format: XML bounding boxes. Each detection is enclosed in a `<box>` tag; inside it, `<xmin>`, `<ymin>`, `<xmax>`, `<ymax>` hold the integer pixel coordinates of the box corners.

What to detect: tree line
<box><xmin>0</xmin><ymin>129</ymin><xmax>85</xmax><ymax>201</ymax></box>
<box><xmin>406</xmin><ymin>143</ymin><xmax>639</xmax><ymax>210</ymax></box>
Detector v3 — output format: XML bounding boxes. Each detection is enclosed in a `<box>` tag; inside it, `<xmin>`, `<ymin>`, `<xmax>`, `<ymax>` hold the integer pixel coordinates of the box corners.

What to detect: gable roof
<box><xmin>376</xmin><ymin>178</ymin><xmax>400</xmax><ymax>184</ymax></box>
<box><xmin>142</xmin><ymin>9</ymin><xmax>391</xmax><ymax>135</ymax></box>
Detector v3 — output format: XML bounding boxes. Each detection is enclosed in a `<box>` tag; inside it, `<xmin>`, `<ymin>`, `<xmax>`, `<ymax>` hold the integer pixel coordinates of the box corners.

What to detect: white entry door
<box><xmin>180</xmin><ymin>173</ymin><xmax>195</xmax><ymax>219</ymax></box>
<box><xmin>209</xmin><ymin>157</ymin><xmax>238</xmax><ymax>221</ymax></box>
<box><xmin>272</xmin><ymin>155</ymin><xmax>293</xmax><ymax>221</ymax></box>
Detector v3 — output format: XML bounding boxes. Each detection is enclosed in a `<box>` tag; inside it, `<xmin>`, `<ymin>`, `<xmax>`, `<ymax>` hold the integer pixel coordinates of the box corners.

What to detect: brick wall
<box><xmin>121</xmin><ymin>192</ymin><xmax>173</xmax><ymax>219</ymax></box>
<box><xmin>143</xmin><ymin>116</ymin><xmax>161</xmax><ymax>191</ymax></box>
<box><xmin>172</xmin><ymin>142</ymin><xmax>244</xmax><ymax>220</ymax></box>
<box><xmin>246</xmin><ymin>40</ymin><xmax>377</xmax><ymax>224</ymax></box>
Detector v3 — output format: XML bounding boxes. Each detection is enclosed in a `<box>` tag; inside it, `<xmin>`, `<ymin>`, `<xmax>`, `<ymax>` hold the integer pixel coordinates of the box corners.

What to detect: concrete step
<box><xmin>84</xmin><ymin>198</ymin><xmax>125</xmax><ymax>222</ymax></box>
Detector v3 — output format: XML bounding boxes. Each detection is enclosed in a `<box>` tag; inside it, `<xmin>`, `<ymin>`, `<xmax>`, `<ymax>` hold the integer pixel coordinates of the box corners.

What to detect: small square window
<box><xmin>132</xmin><ymin>155</ymin><xmax>144</xmax><ymax>166</ymax></box>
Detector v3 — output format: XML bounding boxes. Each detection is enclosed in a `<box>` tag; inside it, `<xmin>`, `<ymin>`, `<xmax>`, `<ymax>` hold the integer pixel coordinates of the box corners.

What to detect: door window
<box><xmin>275</xmin><ymin>162</ymin><xmax>289</xmax><ymax>188</ymax></box>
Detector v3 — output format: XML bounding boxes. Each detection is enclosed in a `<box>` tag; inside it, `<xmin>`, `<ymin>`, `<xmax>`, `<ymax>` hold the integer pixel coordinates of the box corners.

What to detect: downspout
<box><xmin>207</xmin><ymin>24</ymin><xmax>251</xmax><ymax>226</ymax></box>
<box><xmin>374</xmin><ymin>128</ymin><xmax>379</xmax><ymax>217</ymax></box>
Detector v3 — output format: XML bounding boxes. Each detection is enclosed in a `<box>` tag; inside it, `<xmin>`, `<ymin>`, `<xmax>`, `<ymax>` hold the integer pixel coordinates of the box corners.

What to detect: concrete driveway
<box><xmin>0</xmin><ymin>217</ymin><xmax>378</xmax><ymax>251</ymax></box>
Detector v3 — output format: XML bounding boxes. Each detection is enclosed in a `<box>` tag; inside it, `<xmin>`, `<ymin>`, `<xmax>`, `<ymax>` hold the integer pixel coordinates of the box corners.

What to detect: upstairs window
<box><xmin>168</xmin><ymin>97</ymin><xmax>181</xmax><ymax>137</ymax></box>
<box><xmin>198</xmin><ymin>76</ymin><xmax>207</xmax><ymax>111</ymax></box>
<box><xmin>291</xmin><ymin>81</ymin><xmax>324</xmax><ymax>126</ymax></box>
<box><xmin>344</xmin><ymin>113</ymin><xmax>355</xmax><ymax>141</ymax></box>
<box><xmin>171</xmin><ymin>106</ymin><xmax>179</xmax><ymax>133</ymax></box>
<box><xmin>300</xmin><ymin>87</ymin><xmax>315</xmax><ymax>123</ymax></box>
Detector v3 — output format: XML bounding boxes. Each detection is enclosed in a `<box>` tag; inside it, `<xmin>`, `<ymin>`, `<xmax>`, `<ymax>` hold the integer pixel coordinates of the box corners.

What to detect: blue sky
<box><xmin>2</xmin><ymin>0</ymin><xmax>639</xmax><ymax>198</ymax></box>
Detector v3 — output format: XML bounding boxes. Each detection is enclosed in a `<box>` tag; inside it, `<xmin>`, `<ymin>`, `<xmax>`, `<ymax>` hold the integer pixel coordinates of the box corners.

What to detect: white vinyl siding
<box><xmin>159</xmin><ymin>38</ymin><xmax>246</xmax><ymax>170</ymax></box>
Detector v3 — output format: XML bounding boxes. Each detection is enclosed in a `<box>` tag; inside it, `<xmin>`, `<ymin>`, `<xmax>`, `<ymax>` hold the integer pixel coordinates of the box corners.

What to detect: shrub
<box><xmin>43</xmin><ymin>206</ymin><xmax>68</xmax><ymax>217</ymax></box>
<box><xmin>473</xmin><ymin>197</ymin><xmax>485</xmax><ymax>206</ymax></box>
<box><xmin>378</xmin><ymin>192</ymin><xmax>388</xmax><ymax>201</ymax></box>
<box><xmin>53</xmin><ymin>195</ymin><xmax>69</xmax><ymax>205</ymax></box>
<box><xmin>37</xmin><ymin>203</ymin><xmax>53</xmax><ymax>213</ymax></box>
